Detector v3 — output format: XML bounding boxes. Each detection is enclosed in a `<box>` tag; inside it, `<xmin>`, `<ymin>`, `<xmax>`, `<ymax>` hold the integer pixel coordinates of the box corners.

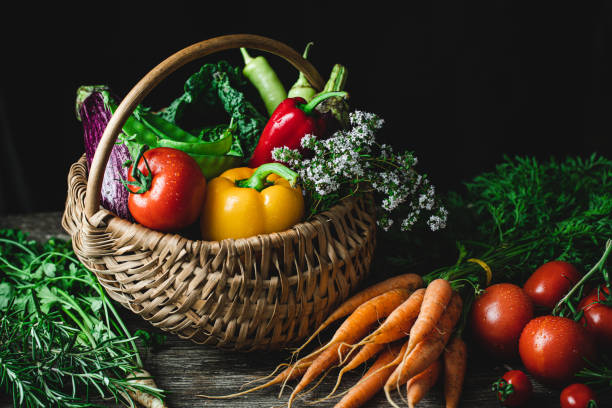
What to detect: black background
<box><xmin>1</xmin><ymin>1</ymin><xmax>611</xmax><ymax>215</ymax></box>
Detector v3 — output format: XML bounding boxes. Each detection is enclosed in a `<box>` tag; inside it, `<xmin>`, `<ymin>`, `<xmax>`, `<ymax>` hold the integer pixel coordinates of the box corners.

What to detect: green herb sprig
<box><xmin>0</xmin><ymin>229</ymin><xmax>165</xmax><ymax>407</ymax></box>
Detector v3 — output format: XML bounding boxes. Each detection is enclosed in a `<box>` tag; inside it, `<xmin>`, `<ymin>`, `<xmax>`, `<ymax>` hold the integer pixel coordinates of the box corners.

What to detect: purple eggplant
<box><xmin>76</xmin><ymin>86</ymin><xmax>133</xmax><ymax>221</ymax></box>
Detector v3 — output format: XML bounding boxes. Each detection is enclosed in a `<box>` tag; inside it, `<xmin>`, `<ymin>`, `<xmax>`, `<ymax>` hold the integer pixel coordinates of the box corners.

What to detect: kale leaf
<box><xmin>160</xmin><ymin>61</ymin><xmax>266</xmax><ymax>160</ymax></box>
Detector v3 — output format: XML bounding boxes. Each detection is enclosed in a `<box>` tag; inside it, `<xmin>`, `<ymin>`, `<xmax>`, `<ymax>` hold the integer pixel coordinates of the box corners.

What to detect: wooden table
<box><xmin>1</xmin><ymin>212</ymin><xmax>610</xmax><ymax>408</ymax></box>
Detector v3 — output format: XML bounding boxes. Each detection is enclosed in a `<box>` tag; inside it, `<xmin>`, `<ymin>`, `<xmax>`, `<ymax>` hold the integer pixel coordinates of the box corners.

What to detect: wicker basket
<box><xmin>62</xmin><ymin>34</ymin><xmax>377</xmax><ymax>351</ymax></box>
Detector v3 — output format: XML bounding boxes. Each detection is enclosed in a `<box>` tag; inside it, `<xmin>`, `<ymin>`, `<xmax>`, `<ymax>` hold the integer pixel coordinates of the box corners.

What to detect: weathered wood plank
<box><xmin>1</xmin><ymin>212</ymin><xmax>611</xmax><ymax>407</ymax></box>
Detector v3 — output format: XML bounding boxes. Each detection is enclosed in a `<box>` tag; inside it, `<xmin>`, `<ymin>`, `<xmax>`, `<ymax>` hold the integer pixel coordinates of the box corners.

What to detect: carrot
<box><xmin>328</xmin><ymin>338</ymin><xmax>411</xmax><ymax>406</ymax></box>
<box><xmin>360</xmin><ymin>288</ymin><xmax>425</xmax><ymax>345</ymax></box>
<box><xmin>406</xmin><ymin>359</ymin><xmax>442</xmax><ymax>408</ymax></box>
<box><xmin>293</xmin><ymin>288</ymin><xmax>413</xmax><ymax>366</ymax></box>
<box><xmin>406</xmin><ymin>279</ymin><xmax>453</xmax><ymax>354</ymax></box>
<box><xmin>330</xmin><ymin>288</ymin><xmax>424</xmax><ymax>397</ymax></box>
<box><xmin>287</xmin><ymin>288</ymin><xmax>412</xmax><ymax>407</ymax></box>
<box><xmin>327</xmin><ymin>342</ymin><xmax>386</xmax><ymax>399</ymax></box>
<box><xmin>443</xmin><ymin>336</ymin><xmax>467</xmax><ymax>408</ymax></box>
<box><xmin>334</xmin><ymin>342</ymin><xmax>403</xmax><ymax>408</ymax></box>
<box><xmin>327</xmin><ymin>289</ymin><xmax>412</xmax><ymax>348</ymax></box>
<box><xmin>288</xmin><ymin>341</ymin><xmax>353</xmax><ymax>407</ymax></box>
<box><xmin>342</xmin><ymin>342</ymin><xmax>386</xmax><ymax>375</ymax></box>
<box><xmin>384</xmin><ymin>292</ymin><xmax>462</xmax><ymax>407</ymax></box>
<box><xmin>292</xmin><ymin>273</ymin><xmax>423</xmax><ymax>356</ymax></box>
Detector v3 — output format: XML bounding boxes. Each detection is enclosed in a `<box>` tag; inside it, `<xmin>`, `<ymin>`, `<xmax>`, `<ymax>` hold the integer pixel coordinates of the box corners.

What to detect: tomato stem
<box><xmin>491</xmin><ymin>378</ymin><xmax>515</xmax><ymax>403</ymax></box>
<box><xmin>552</xmin><ymin>239</ymin><xmax>612</xmax><ymax>316</ymax></box>
<box><xmin>119</xmin><ymin>145</ymin><xmax>153</xmax><ymax>194</ymax></box>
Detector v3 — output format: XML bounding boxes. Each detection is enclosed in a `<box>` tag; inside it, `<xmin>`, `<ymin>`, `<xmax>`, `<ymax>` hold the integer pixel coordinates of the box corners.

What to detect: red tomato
<box><xmin>518</xmin><ymin>316</ymin><xmax>596</xmax><ymax>386</ymax></box>
<box><xmin>469</xmin><ymin>283</ymin><xmax>534</xmax><ymax>359</ymax></box>
<box><xmin>578</xmin><ymin>285</ymin><xmax>612</xmax><ymax>347</ymax></box>
<box><xmin>493</xmin><ymin>370</ymin><xmax>533</xmax><ymax>407</ymax></box>
<box><xmin>560</xmin><ymin>383</ymin><xmax>599</xmax><ymax>408</ymax></box>
<box><xmin>127</xmin><ymin>147</ymin><xmax>207</xmax><ymax>232</ymax></box>
<box><xmin>523</xmin><ymin>261</ymin><xmax>581</xmax><ymax>309</ymax></box>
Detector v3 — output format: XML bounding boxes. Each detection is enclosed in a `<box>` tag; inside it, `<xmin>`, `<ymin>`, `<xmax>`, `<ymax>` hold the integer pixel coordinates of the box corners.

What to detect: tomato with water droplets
<box><xmin>127</xmin><ymin>147</ymin><xmax>207</xmax><ymax>232</ymax></box>
<box><xmin>578</xmin><ymin>285</ymin><xmax>612</xmax><ymax>348</ymax></box>
<box><xmin>523</xmin><ymin>261</ymin><xmax>581</xmax><ymax>309</ymax></box>
<box><xmin>518</xmin><ymin>315</ymin><xmax>595</xmax><ymax>386</ymax></box>
<box><xmin>469</xmin><ymin>283</ymin><xmax>534</xmax><ymax>359</ymax></box>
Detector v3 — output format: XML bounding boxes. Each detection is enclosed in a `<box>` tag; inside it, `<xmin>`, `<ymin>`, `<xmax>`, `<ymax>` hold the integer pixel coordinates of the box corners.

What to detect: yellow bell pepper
<box><xmin>200</xmin><ymin>163</ymin><xmax>305</xmax><ymax>241</ymax></box>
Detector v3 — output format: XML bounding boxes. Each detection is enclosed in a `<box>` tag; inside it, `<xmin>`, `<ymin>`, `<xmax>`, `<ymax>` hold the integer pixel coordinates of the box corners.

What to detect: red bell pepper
<box><xmin>248</xmin><ymin>91</ymin><xmax>347</xmax><ymax>167</ymax></box>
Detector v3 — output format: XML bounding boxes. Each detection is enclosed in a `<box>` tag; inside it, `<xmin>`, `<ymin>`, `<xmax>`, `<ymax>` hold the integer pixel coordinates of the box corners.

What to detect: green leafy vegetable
<box><xmin>0</xmin><ymin>229</ymin><xmax>165</xmax><ymax>407</ymax></box>
<box><xmin>160</xmin><ymin>61</ymin><xmax>267</xmax><ymax>160</ymax></box>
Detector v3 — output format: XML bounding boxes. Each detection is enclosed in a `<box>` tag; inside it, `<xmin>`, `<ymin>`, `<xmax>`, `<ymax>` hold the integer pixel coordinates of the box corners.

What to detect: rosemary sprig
<box><xmin>576</xmin><ymin>355</ymin><xmax>612</xmax><ymax>387</ymax></box>
<box><xmin>0</xmin><ymin>229</ymin><xmax>165</xmax><ymax>407</ymax></box>
<box><xmin>0</xmin><ymin>307</ymin><xmax>162</xmax><ymax>408</ymax></box>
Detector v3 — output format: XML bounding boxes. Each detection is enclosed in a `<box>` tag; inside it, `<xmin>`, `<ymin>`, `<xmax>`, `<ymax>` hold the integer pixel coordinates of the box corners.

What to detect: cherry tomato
<box><xmin>518</xmin><ymin>316</ymin><xmax>595</xmax><ymax>386</ymax></box>
<box><xmin>127</xmin><ymin>147</ymin><xmax>207</xmax><ymax>232</ymax></box>
<box><xmin>469</xmin><ymin>283</ymin><xmax>534</xmax><ymax>359</ymax></box>
<box><xmin>523</xmin><ymin>261</ymin><xmax>581</xmax><ymax>309</ymax></box>
<box><xmin>560</xmin><ymin>383</ymin><xmax>599</xmax><ymax>408</ymax></box>
<box><xmin>578</xmin><ymin>285</ymin><xmax>612</xmax><ymax>347</ymax></box>
<box><xmin>492</xmin><ymin>370</ymin><xmax>533</xmax><ymax>406</ymax></box>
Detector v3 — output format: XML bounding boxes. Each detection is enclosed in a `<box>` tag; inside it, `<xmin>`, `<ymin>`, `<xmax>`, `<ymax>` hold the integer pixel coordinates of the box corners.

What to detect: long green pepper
<box><xmin>240</xmin><ymin>47</ymin><xmax>287</xmax><ymax>116</ymax></box>
<box><xmin>288</xmin><ymin>42</ymin><xmax>317</xmax><ymax>102</ymax></box>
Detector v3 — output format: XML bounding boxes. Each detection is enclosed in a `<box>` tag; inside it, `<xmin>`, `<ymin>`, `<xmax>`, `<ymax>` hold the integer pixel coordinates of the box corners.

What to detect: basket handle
<box><xmin>85</xmin><ymin>34</ymin><xmax>324</xmax><ymax>218</ymax></box>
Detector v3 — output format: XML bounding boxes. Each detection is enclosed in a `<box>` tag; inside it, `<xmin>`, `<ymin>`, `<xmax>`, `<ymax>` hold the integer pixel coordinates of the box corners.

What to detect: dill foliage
<box><xmin>451</xmin><ymin>154</ymin><xmax>612</xmax><ymax>274</ymax></box>
<box><xmin>383</xmin><ymin>154</ymin><xmax>612</xmax><ymax>286</ymax></box>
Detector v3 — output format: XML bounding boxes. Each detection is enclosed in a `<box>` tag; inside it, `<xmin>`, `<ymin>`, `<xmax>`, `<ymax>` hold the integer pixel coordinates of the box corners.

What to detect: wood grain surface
<box><xmin>1</xmin><ymin>212</ymin><xmax>610</xmax><ymax>408</ymax></box>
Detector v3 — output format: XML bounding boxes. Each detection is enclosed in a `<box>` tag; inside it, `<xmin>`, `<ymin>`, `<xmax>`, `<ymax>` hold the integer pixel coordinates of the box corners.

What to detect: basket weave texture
<box><xmin>62</xmin><ymin>156</ymin><xmax>376</xmax><ymax>350</ymax></box>
<box><xmin>61</xmin><ymin>35</ymin><xmax>377</xmax><ymax>351</ymax></box>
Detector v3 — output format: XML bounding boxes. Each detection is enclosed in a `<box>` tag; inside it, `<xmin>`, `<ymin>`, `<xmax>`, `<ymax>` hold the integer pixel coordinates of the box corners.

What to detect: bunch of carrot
<box><xmin>200</xmin><ymin>273</ymin><xmax>468</xmax><ymax>407</ymax></box>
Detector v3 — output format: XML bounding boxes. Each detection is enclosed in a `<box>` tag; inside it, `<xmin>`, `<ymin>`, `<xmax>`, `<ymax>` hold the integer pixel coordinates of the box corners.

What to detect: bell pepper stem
<box><xmin>300</xmin><ymin>91</ymin><xmax>348</xmax><ymax>115</ymax></box>
<box><xmin>237</xmin><ymin>163</ymin><xmax>299</xmax><ymax>192</ymax></box>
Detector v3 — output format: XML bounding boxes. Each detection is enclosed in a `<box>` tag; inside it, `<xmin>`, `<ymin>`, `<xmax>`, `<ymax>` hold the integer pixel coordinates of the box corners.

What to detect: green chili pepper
<box><xmin>240</xmin><ymin>47</ymin><xmax>287</xmax><ymax>116</ymax></box>
<box><xmin>287</xmin><ymin>42</ymin><xmax>317</xmax><ymax>102</ymax></box>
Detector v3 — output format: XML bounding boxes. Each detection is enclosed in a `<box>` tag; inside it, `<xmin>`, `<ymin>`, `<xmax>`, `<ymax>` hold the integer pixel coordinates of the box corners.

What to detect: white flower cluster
<box><xmin>272</xmin><ymin>111</ymin><xmax>447</xmax><ymax>233</ymax></box>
